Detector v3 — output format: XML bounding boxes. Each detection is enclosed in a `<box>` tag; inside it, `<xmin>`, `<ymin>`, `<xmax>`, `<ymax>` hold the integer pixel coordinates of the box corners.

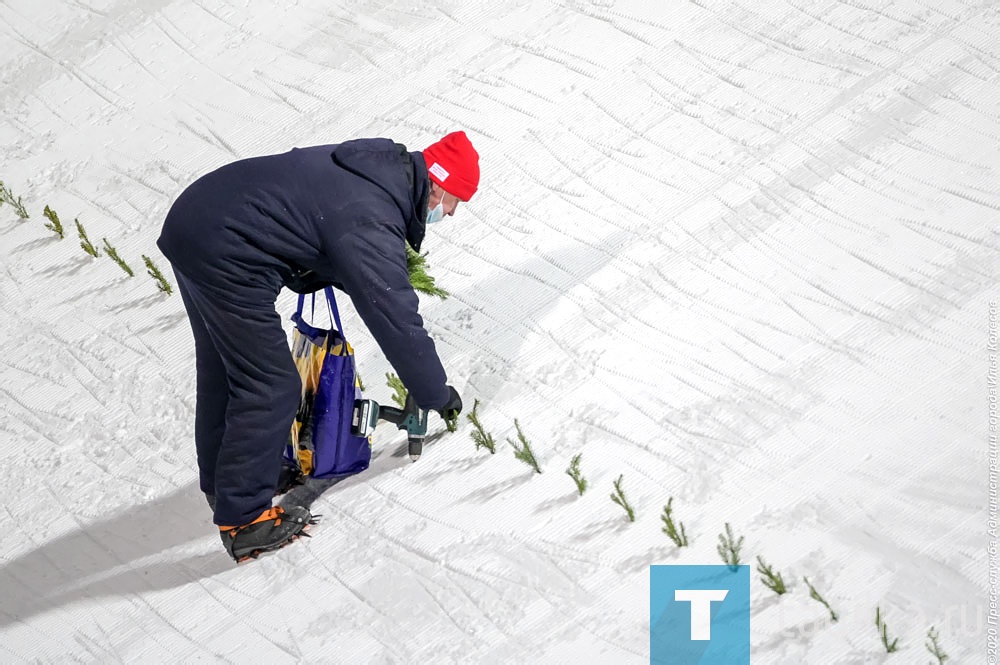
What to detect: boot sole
<box><xmin>235</xmin><ymin>530</ymin><xmax>306</xmax><ymax>563</ymax></box>
<box><xmin>230</xmin><ymin>516</ymin><xmax>320</xmax><ymax>563</ymax></box>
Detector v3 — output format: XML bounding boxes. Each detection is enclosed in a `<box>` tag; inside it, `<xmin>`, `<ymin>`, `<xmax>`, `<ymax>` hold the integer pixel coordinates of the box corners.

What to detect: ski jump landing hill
<box><xmin>0</xmin><ymin>0</ymin><xmax>997</xmax><ymax>662</ymax></box>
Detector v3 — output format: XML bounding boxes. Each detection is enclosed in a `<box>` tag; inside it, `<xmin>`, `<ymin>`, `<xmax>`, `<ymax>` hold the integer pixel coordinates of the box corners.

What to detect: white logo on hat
<box><xmin>429</xmin><ymin>162</ymin><xmax>450</xmax><ymax>181</ymax></box>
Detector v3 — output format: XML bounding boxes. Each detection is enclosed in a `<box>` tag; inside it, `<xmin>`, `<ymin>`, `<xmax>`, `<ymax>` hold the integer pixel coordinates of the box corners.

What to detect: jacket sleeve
<box><xmin>333</xmin><ymin>222</ymin><xmax>451</xmax><ymax>410</ymax></box>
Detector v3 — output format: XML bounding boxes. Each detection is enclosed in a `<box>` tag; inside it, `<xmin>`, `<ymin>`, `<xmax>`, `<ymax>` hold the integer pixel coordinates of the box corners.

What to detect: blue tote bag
<box><xmin>286</xmin><ymin>287</ymin><xmax>371</xmax><ymax>478</ymax></box>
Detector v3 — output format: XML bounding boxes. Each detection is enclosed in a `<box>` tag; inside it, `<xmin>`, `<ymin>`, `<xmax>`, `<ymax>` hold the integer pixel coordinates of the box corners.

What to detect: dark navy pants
<box><xmin>174</xmin><ymin>271</ymin><xmax>301</xmax><ymax>526</ymax></box>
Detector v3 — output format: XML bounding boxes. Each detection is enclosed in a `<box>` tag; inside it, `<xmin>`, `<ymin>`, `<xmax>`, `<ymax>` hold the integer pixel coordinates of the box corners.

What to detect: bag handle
<box><xmin>295</xmin><ymin>288</ymin><xmax>344</xmax><ymax>334</ymax></box>
<box><xmin>324</xmin><ymin>287</ymin><xmax>344</xmax><ymax>333</ymax></box>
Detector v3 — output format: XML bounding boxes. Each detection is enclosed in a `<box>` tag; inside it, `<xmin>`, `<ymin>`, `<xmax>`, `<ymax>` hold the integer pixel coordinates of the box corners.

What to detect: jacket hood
<box><xmin>331</xmin><ymin>139</ymin><xmax>430</xmax><ymax>252</ymax></box>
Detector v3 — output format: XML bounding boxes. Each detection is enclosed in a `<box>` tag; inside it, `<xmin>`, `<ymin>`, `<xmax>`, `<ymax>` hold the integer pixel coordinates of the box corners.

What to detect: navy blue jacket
<box><xmin>157</xmin><ymin>138</ymin><xmax>450</xmax><ymax>410</ymax></box>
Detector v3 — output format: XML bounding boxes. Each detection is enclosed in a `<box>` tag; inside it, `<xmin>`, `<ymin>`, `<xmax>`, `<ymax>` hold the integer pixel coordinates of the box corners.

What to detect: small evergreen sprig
<box><xmin>143</xmin><ymin>255</ymin><xmax>172</xmax><ymax>294</ymax></box>
<box><xmin>610</xmin><ymin>474</ymin><xmax>635</xmax><ymax>522</ymax></box>
<box><xmin>103</xmin><ymin>238</ymin><xmax>134</xmax><ymax>276</ymax></box>
<box><xmin>76</xmin><ymin>218</ymin><xmax>99</xmax><ymax>257</ymax></box>
<box><xmin>444</xmin><ymin>412</ymin><xmax>458</xmax><ymax>433</ymax></box>
<box><xmin>565</xmin><ymin>453</ymin><xmax>587</xmax><ymax>495</ymax></box>
<box><xmin>803</xmin><ymin>576</ymin><xmax>838</xmax><ymax>623</ymax></box>
<box><xmin>386</xmin><ymin>372</ymin><xmax>408</xmax><ymax>408</ymax></box>
<box><xmin>406</xmin><ymin>244</ymin><xmax>449</xmax><ymax>299</ymax></box>
<box><xmin>716</xmin><ymin>523</ymin><xmax>744</xmax><ymax>571</ymax></box>
<box><xmin>660</xmin><ymin>498</ymin><xmax>689</xmax><ymax>548</ymax></box>
<box><xmin>0</xmin><ymin>181</ymin><xmax>30</xmax><ymax>218</ymax></box>
<box><xmin>755</xmin><ymin>556</ymin><xmax>786</xmax><ymax>595</ymax></box>
<box><xmin>42</xmin><ymin>205</ymin><xmax>65</xmax><ymax>238</ymax></box>
<box><xmin>507</xmin><ymin>419</ymin><xmax>541</xmax><ymax>473</ymax></box>
<box><xmin>466</xmin><ymin>399</ymin><xmax>496</xmax><ymax>453</ymax></box>
<box><xmin>925</xmin><ymin>627</ymin><xmax>948</xmax><ymax>664</ymax></box>
<box><xmin>875</xmin><ymin>606</ymin><xmax>900</xmax><ymax>653</ymax></box>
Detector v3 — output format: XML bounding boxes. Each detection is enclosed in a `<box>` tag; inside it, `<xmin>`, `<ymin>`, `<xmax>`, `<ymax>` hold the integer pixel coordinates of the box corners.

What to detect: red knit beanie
<box><xmin>422</xmin><ymin>131</ymin><xmax>480</xmax><ymax>202</ymax></box>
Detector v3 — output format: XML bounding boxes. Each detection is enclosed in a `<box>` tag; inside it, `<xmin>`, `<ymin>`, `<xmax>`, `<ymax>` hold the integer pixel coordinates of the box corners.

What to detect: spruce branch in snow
<box><xmin>803</xmin><ymin>577</ymin><xmax>838</xmax><ymax>623</ymax></box>
<box><xmin>42</xmin><ymin>206</ymin><xmax>65</xmax><ymax>238</ymax></box>
<box><xmin>925</xmin><ymin>627</ymin><xmax>948</xmax><ymax>664</ymax></box>
<box><xmin>386</xmin><ymin>372</ymin><xmax>408</xmax><ymax>408</ymax></box>
<box><xmin>0</xmin><ymin>181</ymin><xmax>30</xmax><ymax>218</ymax></box>
<box><xmin>565</xmin><ymin>453</ymin><xmax>587</xmax><ymax>495</ymax></box>
<box><xmin>507</xmin><ymin>419</ymin><xmax>541</xmax><ymax>473</ymax></box>
<box><xmin>143</xmin><ymin>255</ymin><xmax>172</xmax><ymax>294</ymax></box>
<box><xmin>76</xmin><ymin>218</ymin><xmax>99</xmax><ymax>257</ymax></box>
<box><xmin>466</xmin><ymin>399</ymin><xmax>495</xmax><ymax>454</ymax></box>
<box><xmin>103</xmin><ymin>238</ymin><xmax>134</xmax><ymax>277</ymax></box>
<box><xmin>660</xmin><ymin>498</ymin><xmax>689</xmax><ymax>548</ymax></box>
<box><xmin>444</xmin><ymin>412</ymin><xmax>458</xmax><ymax>433</ymax></box>
<box><xmin>716</xmin><ymin>523</ymin><xmax>744</xmax><ymax>571</ymax></box>
<box><xmin>610</xmin><ymin>474</ymin><xmax>635</xmax><ymax>522</ymax></box>
<box><xmin>755</xmin><ymin>556</ymin><xmax>786</xmax><ymax>595</ymax></box>
<box><xmin>875</xmin><ymin>606</ymin><xmax>900</xmax><ymax>653</ymax></box>
<box><xmin>406</xmin><ymin>244</ymin><xmax>449</xmax><ymax>299</ymax></box>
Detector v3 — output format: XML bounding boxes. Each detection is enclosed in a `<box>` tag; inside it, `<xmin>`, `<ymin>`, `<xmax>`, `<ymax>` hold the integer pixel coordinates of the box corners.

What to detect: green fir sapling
<box><xmin>103</xmin><ymin>238</ymin><xmax>134</xmax><ymax>276</ymax></box>
<box><xmin>42</xmin><ymin>206</ymin><xmax>65</xmax><ymax>238</ymax></box>
<box><xmin>716</xmin><ymin>523</ymin><xmax>744</xmax><ymax>571</ymax></box>
<box><xmin>466</xmin><ymin>399</ymin><xmax>496</xmax><ymax>453</ymax></box>
<box><xmin>507</xmin><ymin>419</ymin><xmax>541</xmax><ymax>473</ymax></box>
<box><xmin>386</xmin><ymin>372</ymin><xmax>408</xmax><ymax>408</ymax></box>
<box><xmin>565</xmin><ymin>453</ymin><xmax>587</xmax><ymax>495</ymax></box>
<box><xmin>755</xmin><ymin>556</ymin><xmax>787</xmax><ymax>595</ymax></box>
<box><xmin>610</xmin><ymin>474</ymin><xmax>635</xmax><ymax>522</ymax></box>
<box><xmin>406</xmin><ymin>244</ymin><xmax>449</xmax><ymax>299</ymax></box>
<box><xmin>0</xmin><ymin>181</ymin><xmax>30</xmax><ymax>219</ymax></box>
<box><xmin>875</xmin><ymin>606</ymin><xmax>900</xmax><ymax>653</ymax></box>
<box><xmin>925</xmin><ymin>627</ymin><xmax>948</xmax><ymax>664</ymax></box>
<box><xmin>76</xmin><ymin>218</ymin><xmax>99</xmax><ymax>257</ymax></box>
<box><xmin>803</xmin><ymin>577</ymin><xmax>838</xmax><ymax>623</ymax></box>
<box><xmin>660</xmin><ymin>498</ymin><xmax>689</xmax><ymax>548</ymax></box>
<box><xmin>143</xmin><ymin>255</ymin><xmax>172</xmax><ymax>294</ymax></box>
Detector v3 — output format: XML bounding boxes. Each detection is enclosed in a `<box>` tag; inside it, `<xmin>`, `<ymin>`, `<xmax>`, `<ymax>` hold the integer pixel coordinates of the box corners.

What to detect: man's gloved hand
<box><xmin>437</xmin><ymin>385</ymin><xmax>463</xmax><ymax>420</ymax></box>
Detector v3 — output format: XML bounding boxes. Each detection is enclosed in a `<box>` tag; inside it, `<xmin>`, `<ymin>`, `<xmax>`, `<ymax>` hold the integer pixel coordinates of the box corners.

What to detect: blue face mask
<box><xmin>425</xmin><ymin>202</ymin><xmax>444</xmax><ymax>226</ymax></box>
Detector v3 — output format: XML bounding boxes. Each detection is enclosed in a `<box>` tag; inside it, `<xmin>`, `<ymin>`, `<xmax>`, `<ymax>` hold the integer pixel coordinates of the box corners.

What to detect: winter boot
<box><xmin>218</xmin><ymin>505</ymin><xmax>317</xmax><ymax>562</ymax></box>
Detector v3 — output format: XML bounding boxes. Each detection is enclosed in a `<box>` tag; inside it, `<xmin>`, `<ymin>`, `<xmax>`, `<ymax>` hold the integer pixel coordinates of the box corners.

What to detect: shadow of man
<box><xmin>0</xmin><ymin>432</ymin><xmax>435</xmax><ymax>630</ymax></box>
<box><xmin>0</xmin><ymin>482</ymin><xmax>231</xmax><ymax>629</ymax></box>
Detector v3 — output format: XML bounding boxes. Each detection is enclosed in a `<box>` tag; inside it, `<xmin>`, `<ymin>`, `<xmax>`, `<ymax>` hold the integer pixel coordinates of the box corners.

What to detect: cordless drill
<box><xmin>352</xmin><ymin>393</ymin><xmax>429</xmax><ymax>461</ymax></box>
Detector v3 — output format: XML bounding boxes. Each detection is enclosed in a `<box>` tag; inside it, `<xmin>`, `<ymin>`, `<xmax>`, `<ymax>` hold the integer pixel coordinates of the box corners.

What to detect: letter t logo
<box><xmin>674</xmin><ymin>589</ymin><xmax>729</xmax><ymax>640</ymax></box>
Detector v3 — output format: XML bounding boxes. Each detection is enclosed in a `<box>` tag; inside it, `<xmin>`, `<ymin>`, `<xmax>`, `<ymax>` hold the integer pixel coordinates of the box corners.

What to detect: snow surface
<box><xmin>1</xmin><ymin>0</ymin><xmax>998</xmax><ymax>662</ymax></box>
